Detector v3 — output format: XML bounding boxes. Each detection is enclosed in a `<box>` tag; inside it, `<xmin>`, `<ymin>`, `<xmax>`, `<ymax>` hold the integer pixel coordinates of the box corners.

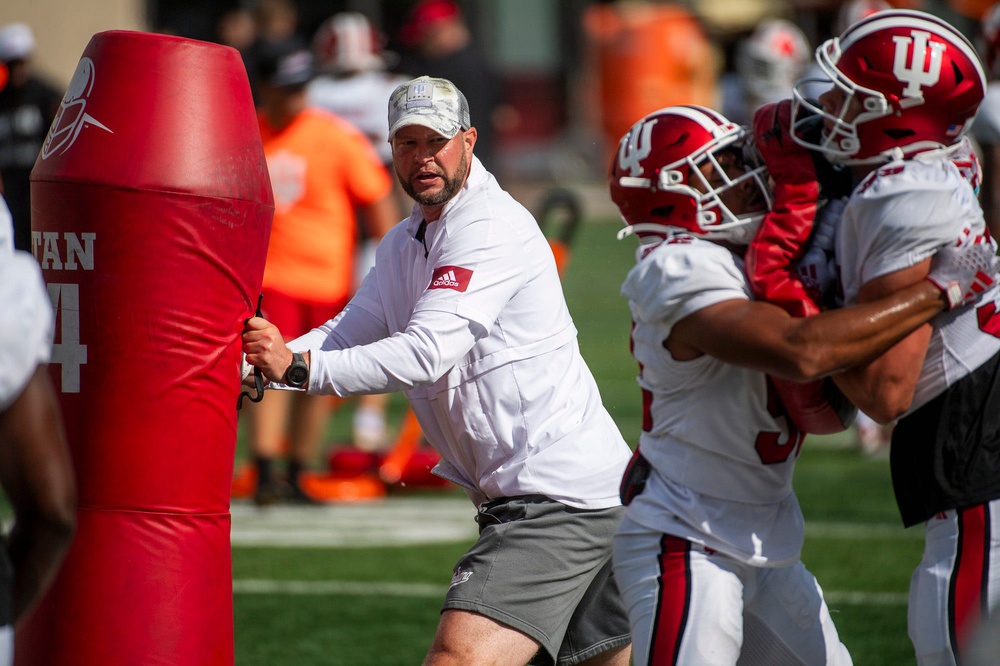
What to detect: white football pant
<box><xmin>613</xmin><ymin>514</ymin><xmax>852</xmax><ymax>665</ymax></box>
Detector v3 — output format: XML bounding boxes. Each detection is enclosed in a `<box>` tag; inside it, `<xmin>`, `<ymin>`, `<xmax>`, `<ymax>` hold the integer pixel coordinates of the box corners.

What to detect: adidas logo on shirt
<box><xmin>429</xmin><ymin>265</ymin><xmax>473</xmax><ymax>292</ymax></box>
<box><xmin>434</xmin><ymin>269</ymin><xmax>460</xmax><ymax>288</ymax></box>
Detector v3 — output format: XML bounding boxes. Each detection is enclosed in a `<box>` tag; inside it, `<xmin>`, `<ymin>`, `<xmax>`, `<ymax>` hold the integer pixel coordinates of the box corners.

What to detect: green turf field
<box><xmin>233</xmin><ymin>218</ymin><xmax>922</xmax><ymax>665</ymax></box>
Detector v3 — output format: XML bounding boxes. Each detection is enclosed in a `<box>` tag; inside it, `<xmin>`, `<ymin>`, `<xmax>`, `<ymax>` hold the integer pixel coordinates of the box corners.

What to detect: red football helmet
<box><xmin>791</xmin><ymin>9</ymin><xmax>987</xmax><ymax>165</ymax></box>
<box><xmin>737</xmin><ymin>19</ymin><xmax>810</xmax><ymax>105</ymax></box>
<box><xmin>609</xmin><ymin>105</ymin><xmax>771</xmax><ymax>244</ymax></box>
<box><xmin>312</xmin><ymin>12</ymin><xmax>387</xmax><ymax>74</ymax></box>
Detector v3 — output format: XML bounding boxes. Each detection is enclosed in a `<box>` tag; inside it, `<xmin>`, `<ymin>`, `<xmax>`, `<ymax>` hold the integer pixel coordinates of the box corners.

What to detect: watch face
<box><xmin>287</xmin><ymin>354</ymin><xmax>308</xmax><ymax>386</ymax></box>
<box><xmin>288</xmin><ymin>365</ymin><xmax>308</xmax><ymax>386</ymax></box>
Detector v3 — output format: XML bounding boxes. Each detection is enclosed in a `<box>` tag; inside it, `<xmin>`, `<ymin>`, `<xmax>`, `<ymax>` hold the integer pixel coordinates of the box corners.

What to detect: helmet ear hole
<box><xmin>651</xmin><ymin>205</ymin><xmax>675</xmax><ymax>219</ymax></box>
<box><xmin>662</xmin><ymin>170</ymin><xmax>684</xmax><ymax>186</ymax></box>
<box><xmin>952</xmin><ymin>60</ymin><xmax>965</xmax><ymax>83</ymax></box>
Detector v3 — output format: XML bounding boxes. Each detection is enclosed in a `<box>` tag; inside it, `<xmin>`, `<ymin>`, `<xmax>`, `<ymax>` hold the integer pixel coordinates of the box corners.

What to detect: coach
<box><xmin>242</xmin><ymin>76</ymin><xmax>633</xmax><ymax>666</ymax></box>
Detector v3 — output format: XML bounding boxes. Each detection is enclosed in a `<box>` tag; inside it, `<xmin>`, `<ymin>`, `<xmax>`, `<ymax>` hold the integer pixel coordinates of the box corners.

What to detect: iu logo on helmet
<box><xmin>617</xmin><ymin>118</ymin><xmax>657</xmax><ymax>177</ymax></box>
<box><xmin>892</xmin><ymin>30</ymin><xmax>945</xmax><ymax>101</ymax></box>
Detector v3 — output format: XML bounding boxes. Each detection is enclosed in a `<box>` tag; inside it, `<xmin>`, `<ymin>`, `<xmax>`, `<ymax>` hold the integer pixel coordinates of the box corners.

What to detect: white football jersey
<box><xmin>621</xmin><ymin>235</ymin><xmax>806</xmax><ymax>566</ymax></box>
<box><xmin>835</xmin><ymin>156</ymin><xmax>1000</xmax><ymax>413</ymax></box>
<box><xmin>0</xmin><ymin>252</ymin><xmax>53</xmax><ymax>411</ymax></box>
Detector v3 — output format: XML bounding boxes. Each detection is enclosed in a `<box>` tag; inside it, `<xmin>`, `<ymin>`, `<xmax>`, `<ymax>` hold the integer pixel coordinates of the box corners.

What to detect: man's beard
<box><xmin>398</xmin><ymin>149</ymin><xmax>468</xmax><ymax>207</ymax></box>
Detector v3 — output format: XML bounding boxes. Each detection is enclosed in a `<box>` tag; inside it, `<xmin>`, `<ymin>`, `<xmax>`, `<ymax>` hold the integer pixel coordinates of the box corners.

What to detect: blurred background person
<box><xmin>0</xmin><ymin>23</ymin><xmax>61</xmax><ymax>252</ymax></box>
<box><xmin>306</xmin><ymin>11</ymin><xmax>407</xmax><ymax>456</ymax></box>
<box><xmin>245</xmin><ymin>0</ymin><xmax>300</xmax><ymax>106</ymax></box>
<box><xmin>252</xmin><ymin>0</ymin><xmax>298</xmax><ymax>45</ymax></box>
<box><xmin>719</xmin><ymin>17</ymin><xmax>810</xmax><ymax>126</ymax></box>
<box><xmin>924</xmin><ymin>0</ymin><xmax>995</xmax><ymax>41</ymax></box>
<box><xmin>215</xmin><ymin>6</ymin><xmax>256</xmax><ymax>57</ymax></box>
<box><xmin>973</xmin><ymin>2</ymin><xmax>1000</xmax><ymax>238</ymax></box>
<box><xmin>246</xmin><ymin>38</ymin><xmax>397</xmax><ymax>505</ymax></box>
<box><xmin>835</xmin><ymin>0</ymin><xmax>894</xmax><ymax>34</ymax></box>
<box><xmin>309</xmin><ymin>11</ymin><xmax>408</xmax><ymax>167</ymax></box>
<box><xmin>394</xmin><ymin>0</ymin><xmax>502</xmax><ymax>172</ymax></box>
<box><xmin>797</xmin><ymin>0</ymin><xmax>892</xmax><ymax>101</ymax></box>
<box><xmin>214</xmin><ymin>6</ymin><xmax>258</xmax><ymax>101</ymax></box>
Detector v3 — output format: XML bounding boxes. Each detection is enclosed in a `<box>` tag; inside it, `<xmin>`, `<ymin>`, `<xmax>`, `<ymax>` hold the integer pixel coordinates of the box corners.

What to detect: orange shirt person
<box><xmin>248</xmin><ymin>38</ymin><xmax>396</xmax><ymax>504</ymax></box>
<box><xmin>259</xmin><ymin>107</ymin><xmax>391</xmax><ymax>304</ymax></box>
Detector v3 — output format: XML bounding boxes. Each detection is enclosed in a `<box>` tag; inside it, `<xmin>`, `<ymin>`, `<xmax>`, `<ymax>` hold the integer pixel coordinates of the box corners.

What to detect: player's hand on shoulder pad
<box><xmin>795</xmin><ymin>245</ymin><xmax>836</xmax><ymax>305</ymax></box>
<box><xmin>792</xmin><ymin>198</ymin><xmax>843</xmax><ymax>304</ymax></box>
<box><xmin>927</xmin><ymin>230</ymin><xmax>999</xmax><ymax>310</ymax></box>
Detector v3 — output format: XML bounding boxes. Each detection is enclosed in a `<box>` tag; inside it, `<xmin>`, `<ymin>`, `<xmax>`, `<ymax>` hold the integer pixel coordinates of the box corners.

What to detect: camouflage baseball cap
<box><xmin>388</xmin><ymin>76</ymin><xmax>471</xmax><ymax>140</ymax></box>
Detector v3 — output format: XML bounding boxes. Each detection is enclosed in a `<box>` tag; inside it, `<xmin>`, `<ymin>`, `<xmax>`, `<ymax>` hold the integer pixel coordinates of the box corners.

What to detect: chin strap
<box><xmin>617</xmin><ymin>224</ymin><xmax>681</xmax><ymax>243</ymax></box>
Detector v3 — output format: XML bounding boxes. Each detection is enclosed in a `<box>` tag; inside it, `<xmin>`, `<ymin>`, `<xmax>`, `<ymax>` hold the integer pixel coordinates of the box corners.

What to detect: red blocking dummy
<box><xmin>18</xmin><ymin>31</ymin><xmax>272</xmax><ymax>665</ymax></box>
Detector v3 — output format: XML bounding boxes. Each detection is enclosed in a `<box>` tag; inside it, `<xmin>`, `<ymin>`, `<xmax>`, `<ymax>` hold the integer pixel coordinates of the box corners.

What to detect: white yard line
<box><xmin>231</xmin><ymin>496</ymin><xmax>914</xmax><ymax>607</ymax></box>
<box><xmin>232</xmin><ymin>579</ymin><xmax>446</xmax><ymax>598</ymax></box>
<box><xmin>825</xmin><ymin>590</ymin><xmax>909</xmax><ymax>606</ymax></box>
<box><xmin>231</xmin><ymin>579</ymin><xmax>908</xmax><ymax>606</ymax></box>
<box><xmin>229</xmin><ymin>496</ymin><xmax>919</xmax><ymax>548</ymax></box>
<box><xmin>230</xmin><ymin>496</ymin><xmax>479</xmax><ymax>548</ymax></box>
<box><xmin>805</xmin><ymin>521</ymin><xmax>921</xmax><ymax>540</ymax></box>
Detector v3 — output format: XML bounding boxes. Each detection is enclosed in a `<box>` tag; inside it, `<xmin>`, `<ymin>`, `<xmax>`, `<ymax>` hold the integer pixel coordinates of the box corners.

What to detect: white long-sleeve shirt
<box><xmin>290</xmin><ymin>156</ymin><xmax>631</xmax><ymax>508</ymax></box>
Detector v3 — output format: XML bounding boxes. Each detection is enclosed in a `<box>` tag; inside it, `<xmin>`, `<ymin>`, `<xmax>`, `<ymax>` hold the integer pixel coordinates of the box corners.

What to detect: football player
<box><xmin>608</xmin><ymin>104</ymin><xmax>997</xmax><ymax>665</ymax></box>
<box><xmin>786</xmin><ymin>9</ymin><xmax>1000</xmax><ymax>665</ymax></box>
<box><xmin>0</xmin><ymin>240</ymin><xmax>75</xmax><ymax>657</ymax></box>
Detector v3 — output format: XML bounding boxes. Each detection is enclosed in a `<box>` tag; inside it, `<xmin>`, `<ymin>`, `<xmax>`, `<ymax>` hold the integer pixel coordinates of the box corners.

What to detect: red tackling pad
<box><xmin>20</xmin><ymin>30</ymin><xmax>272</xmax><ymax>665</ymax></box>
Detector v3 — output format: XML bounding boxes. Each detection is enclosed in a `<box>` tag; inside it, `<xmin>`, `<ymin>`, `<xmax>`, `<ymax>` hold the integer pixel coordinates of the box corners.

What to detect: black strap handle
<box><xmin>237</xmin><ymin>294</ymin><xmax>265</xmax><ymax>410</ymax></box>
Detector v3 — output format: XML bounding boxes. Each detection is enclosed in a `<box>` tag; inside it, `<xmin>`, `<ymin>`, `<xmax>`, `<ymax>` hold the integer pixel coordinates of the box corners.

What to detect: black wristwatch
<box><xmin>285</xmin><ymin>352</ymin><xmax>309</xmax><ymax>388</ymax></box>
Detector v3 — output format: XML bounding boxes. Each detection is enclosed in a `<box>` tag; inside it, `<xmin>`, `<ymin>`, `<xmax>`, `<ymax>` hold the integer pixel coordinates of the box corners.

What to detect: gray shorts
<box><xmin>443</xmin><ymin>495</ymin><xmax>631</xmax><ymax>666</ymax></box>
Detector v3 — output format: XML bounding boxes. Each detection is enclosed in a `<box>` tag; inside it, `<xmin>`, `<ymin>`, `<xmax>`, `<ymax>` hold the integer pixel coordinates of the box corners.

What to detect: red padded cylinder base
<box><xmin>16</xmin><ymin>510</ymin><xmax>234</xmax><ymax>666</ymax></box>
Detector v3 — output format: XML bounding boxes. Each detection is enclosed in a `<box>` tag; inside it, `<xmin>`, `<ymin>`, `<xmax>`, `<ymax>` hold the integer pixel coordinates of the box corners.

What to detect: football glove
<box><xmin>926</xmin><ymin>229</ymin><xmax>999</xmax><ymax>310</ymax></box>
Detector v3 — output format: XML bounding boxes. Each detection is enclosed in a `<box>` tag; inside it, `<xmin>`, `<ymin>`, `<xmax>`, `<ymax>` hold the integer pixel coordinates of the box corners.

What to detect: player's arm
<box><xmin>830</xmin><ymin>260</ymin><xmax>932</xmax><ymax>423</ymax></box>
<box><xmin>0</xmin><ymin>367</ymin><xmax>76</xmax><ymax>625</ymax></box>
<box><xmin>359</xmin><ymin>192</ymin><xmax>398</xmax><ymax>241</ymax></box>
<box><xmin>669</xmin><ymin>275</ymin><xmax>945</xmax><ymax>383</ymax></box>
<box><xmin>348</xmin><ymin>129</ymin><xmax>398</xmax><ymax>244</ymax></box>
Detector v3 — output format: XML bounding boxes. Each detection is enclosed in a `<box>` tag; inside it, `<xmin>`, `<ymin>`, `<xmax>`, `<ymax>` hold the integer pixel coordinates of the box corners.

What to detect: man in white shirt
<box><xmin>243</xmin><ymin>76</ymin><xmax>633</xmax><ymax>666</ymax></box>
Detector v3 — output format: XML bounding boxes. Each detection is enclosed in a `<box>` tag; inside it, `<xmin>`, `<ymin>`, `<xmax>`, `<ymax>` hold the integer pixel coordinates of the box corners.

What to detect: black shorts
<box><xmin>892</xmin><ymin>349</ymin><xmax>1000</xmax><ymax>526</ymax></box>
